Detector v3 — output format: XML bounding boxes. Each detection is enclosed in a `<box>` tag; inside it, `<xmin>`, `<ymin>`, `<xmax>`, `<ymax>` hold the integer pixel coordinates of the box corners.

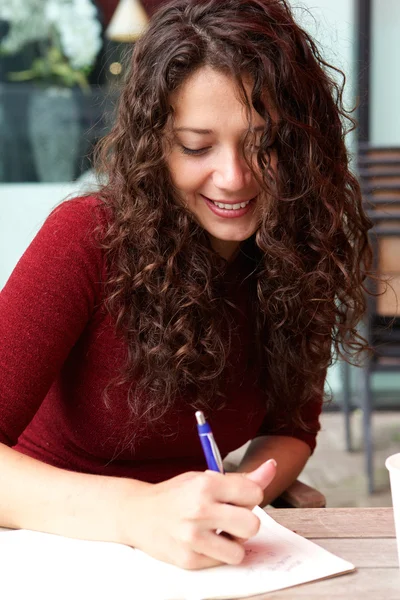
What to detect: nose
<box><xmin>212</xmin><ymin>148</ymin><xmax>253</xmax><ymax>192</ymax></box>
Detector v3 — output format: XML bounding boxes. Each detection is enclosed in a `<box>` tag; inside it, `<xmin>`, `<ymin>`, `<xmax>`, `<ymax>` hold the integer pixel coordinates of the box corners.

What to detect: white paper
<box><xmin>0</xmin><ymin>506</ymin><xmax>355</xmax><ymax>600</ymax></box>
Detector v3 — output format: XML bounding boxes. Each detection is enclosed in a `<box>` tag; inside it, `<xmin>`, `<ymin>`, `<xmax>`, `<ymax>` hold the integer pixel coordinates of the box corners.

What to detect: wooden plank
<box><xmin>273</xmin><ymin>480</ymin><xmax>326</xmax><ymax>509</ymax></box>
<box><xmin>243</xmin><ymin>568</ymin><xmax>400</xmax><ymax>599</ymax></box>
<box><xmin>266</xmin><ymin>508</ymin><xmax>396</xmax><ymax>538</ymax></box>
<box><xmin>377</xmin><ymin>274</ymin><xmax>400</xmax><ymax>316</ymax></box>
<box><xmin>368</xmin><ymin>176</ymin><xmax>400</xmax><ymax>185</ymax></box>
<box><xmin>374</xmin><ymin>188</ymin><xmax>400</xmax><ymax>198</ymax></box>
<box><xmin>380</xmin><ymin>237</ymin><xmax>400</xmax><ymax>271</ymax></box>
<box><xmin>365</xmin><ymin>149</ymin><xmax>400</xmax><ymax>160</ymax></box>
<box><xmin>315</xmin><ymin>538</ymin><xmax>399</xmax><ymax>568</ymax></box>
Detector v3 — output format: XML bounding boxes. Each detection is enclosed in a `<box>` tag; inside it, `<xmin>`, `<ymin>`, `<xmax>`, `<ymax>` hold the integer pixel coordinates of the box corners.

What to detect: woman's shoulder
<box><xmin>1</xmin><ymin>195</ymin><xmax>109</xmax><ymax>332</ymax></box>
<box><xmin>49</xmin><ymin>194</ymin><xmax>108</xmax><ymax>230</ymax></box>
<box><xmin>41</xmin><ymin>194</ymin><xmax>110</xmax><ymax>252</ymax></box>
<box><xmin>15</xmin><ymin>194</ymin><xmax>109</xmax><ymax>284</ymax></box>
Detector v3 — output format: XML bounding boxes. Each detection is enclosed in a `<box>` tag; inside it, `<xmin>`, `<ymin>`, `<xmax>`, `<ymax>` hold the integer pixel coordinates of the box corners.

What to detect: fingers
<box><xmin>205</xmin><ymin>471</ymin><xmax>264</xmax><ymax>508</ymax></box>
<box><xmin>174</xmin><ymin>547</ymin><xmax>224</xmax><ymax>570</ymax></box>
<box><xmin>185</xmin><ymin>529</ymin><xmax>245</xmax><ymax>566</ymax></box>
<box><xmin>209</xmin><ymin>504</ymin><xmax>261</xmax><ymax>539</ymax></box>
<box><xmin>245</xmin><ymin>458</ymin><xmax>277</xmax><ymax>489</ymax></box>
<box><xmin>182</xmin><ymin>553</ymin><xmax>222</xmax><ymax>570</ymax></box>
<box><xmin>186</xmin><ymin>498</ymin><xmax>261</xmax><ymax>540</ymax></box>
<box><xmin>168</xmin><ymin>525</ymin><xmax>244</xmax><ymax>569</ymax></box>
<box><xmin>162</xmin><ymin>536</ymin><xmax>224</xmax><ymax>570</ymax></box>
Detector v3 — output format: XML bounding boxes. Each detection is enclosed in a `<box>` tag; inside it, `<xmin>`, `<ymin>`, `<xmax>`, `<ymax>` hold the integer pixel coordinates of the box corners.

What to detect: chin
<box><xmin>211</xmin><ymin>230</ymin><xmax>256</xmax><ymax>243</ymax></box>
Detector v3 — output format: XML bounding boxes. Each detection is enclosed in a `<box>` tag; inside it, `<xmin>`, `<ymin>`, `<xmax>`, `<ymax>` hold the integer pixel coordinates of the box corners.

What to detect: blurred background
<box><xmin>0</xmin><ymin>0</ymin><xmax>399</xmax><ymax>506</ymax></box>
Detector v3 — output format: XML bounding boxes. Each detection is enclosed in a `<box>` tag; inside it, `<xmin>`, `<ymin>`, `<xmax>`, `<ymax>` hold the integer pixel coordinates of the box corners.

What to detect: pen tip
<box><xmin>195</xmin><ymin>410</ymin><xmax>206</xmax><ymax>425</ymax></box>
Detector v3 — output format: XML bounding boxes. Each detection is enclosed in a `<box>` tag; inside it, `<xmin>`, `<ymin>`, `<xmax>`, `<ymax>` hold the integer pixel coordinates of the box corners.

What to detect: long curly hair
<box><xmin>95</xmin><ymin>0</ymin><xmax>372</xmax><ymax>428</ymax></box>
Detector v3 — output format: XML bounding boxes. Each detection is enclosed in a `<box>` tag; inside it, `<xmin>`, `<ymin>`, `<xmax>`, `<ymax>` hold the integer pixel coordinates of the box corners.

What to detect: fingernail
<box><xmin>267</xmin><ymin>458</ymin><xmax>277</xmax><ymax>467</ymax></box>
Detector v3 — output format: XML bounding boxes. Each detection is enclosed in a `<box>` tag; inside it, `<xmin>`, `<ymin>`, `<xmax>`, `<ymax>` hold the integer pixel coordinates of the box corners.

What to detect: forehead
<box><xmin>169</xmin><ymin>66</ymin><xmax>275</xmax><ymax>128</ymax></box>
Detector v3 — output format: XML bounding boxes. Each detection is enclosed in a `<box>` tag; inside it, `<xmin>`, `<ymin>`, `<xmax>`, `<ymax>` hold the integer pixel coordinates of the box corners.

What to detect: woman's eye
<box><xmin>180</xmin><ymin>145</ymin><xmax>210</xmax><ymax>156</ymax></box>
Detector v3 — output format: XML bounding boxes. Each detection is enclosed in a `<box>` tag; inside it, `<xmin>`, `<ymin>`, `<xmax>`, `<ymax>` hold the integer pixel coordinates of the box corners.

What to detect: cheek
<box><xmin>169</xmin><ymin>156</ymin><xmax>210</xmax><ymax>194</ymax></box>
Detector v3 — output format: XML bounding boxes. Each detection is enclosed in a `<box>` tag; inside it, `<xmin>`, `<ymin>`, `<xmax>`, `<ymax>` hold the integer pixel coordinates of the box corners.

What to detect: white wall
<box><xmin>292</xmin><ymin>0</ymin><xmax>356</xmax><ymax>115</ymax></box>
<box><xmin>0</xmin><ymin>183</ymin><xmax>87</xmax><ymax>289</ymax></box>
<box><xmin>370</xmin><ymin>0</ymin><xmax>400</xmax><ymax>145</ymax></box>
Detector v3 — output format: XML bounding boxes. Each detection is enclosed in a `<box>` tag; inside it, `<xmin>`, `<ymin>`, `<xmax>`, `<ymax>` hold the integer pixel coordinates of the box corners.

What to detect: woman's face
<box><xmin>165</xmin><ymin>66</ymin><xmax>277</xmax><ymax>260</ymax></box>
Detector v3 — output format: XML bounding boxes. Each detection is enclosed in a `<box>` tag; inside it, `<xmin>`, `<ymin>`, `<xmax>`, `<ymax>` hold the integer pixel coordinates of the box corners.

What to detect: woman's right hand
<box><xmin>119</xmin><ymin>459</ymin><xmax>276</xmax><ymax>569</ymax></box>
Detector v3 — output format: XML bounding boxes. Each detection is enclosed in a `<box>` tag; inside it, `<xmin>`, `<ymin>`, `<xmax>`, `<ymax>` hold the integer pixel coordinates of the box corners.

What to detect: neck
<box><xmin>209</xmin><ymin>237</ymin><xmax>240</xmax><ymax>261</ymax></box>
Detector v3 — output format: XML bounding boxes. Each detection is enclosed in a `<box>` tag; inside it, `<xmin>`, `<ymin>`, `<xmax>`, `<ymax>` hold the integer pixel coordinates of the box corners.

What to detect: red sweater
<box><xmin>0</xmin><ymin>197</ymin><xmax>323</xmax><ymax>482</ymax></box>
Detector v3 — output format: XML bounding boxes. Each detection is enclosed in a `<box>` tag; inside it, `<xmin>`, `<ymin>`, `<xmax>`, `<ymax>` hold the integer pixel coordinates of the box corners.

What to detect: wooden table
<box><xmin>247</xmin><ymin>507</ymin><xmax>399</xmax><ymax>599</ymax></box>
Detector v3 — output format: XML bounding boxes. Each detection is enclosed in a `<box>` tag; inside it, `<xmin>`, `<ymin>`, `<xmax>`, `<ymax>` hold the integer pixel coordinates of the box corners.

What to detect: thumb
<box><xmin>245</xmin><ymin>458</ymin><xmax>277</xmax><ymax>490</ymax></box>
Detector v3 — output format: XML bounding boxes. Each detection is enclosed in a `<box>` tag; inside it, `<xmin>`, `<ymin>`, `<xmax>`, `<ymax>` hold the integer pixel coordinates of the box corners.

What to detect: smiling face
<box><xmin>165</xmin><ymin>66</ymin><xmax>277</xmax><ymax>260</ymax></box>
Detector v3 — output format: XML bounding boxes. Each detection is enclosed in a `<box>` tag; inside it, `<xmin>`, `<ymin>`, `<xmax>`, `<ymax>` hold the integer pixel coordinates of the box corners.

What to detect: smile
<box><xmin>211</xmin><ymin>200</ymin><xmax>251</xmax><ymax>210</ymax></box>
<box><xmin>201</xmin><ymin>194</ymin><xmax>256</xmax><ymax>218</ymax></box>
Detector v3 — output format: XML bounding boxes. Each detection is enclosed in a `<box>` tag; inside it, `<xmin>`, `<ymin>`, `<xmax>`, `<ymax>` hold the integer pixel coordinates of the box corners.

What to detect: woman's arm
<box><xmin>0</xmin><ymin>442</ymin><xmax>276</xmax><ymax>570</ymax></box>
<box><xmin>235</xmin><ymin>435</ymin><xmax>311</xmax><ymax>506</ymax></box>
<box><xmin>0</xmin><ymin>442</ymin><xmax>149</xmax><ymax>542</ymax></box>
<box><xmin>237</xmin><ymin>378</ymin><xmax>325</xmax><ymax>506</ymax></box>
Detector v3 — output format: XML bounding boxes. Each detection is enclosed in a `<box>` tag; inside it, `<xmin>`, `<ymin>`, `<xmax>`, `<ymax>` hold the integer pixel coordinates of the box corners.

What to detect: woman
<box><xmin>0</xmin><ymin>0</ymin><xmax>371</xmax><ymax>569</ymax></box>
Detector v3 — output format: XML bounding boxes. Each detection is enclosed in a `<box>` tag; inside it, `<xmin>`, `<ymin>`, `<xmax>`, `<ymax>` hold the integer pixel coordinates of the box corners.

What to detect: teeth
<box><xmin>213</xmin><ymin>200</ymin><xmax>250</xmax><ymax>210</ymax></box>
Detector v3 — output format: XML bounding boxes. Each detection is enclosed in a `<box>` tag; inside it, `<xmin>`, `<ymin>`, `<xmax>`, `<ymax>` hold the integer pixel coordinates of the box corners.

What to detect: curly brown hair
<box><xmin>95</xmin><ymin>0</ymin><xmax>372</xmax><ymax>428</ymax></box>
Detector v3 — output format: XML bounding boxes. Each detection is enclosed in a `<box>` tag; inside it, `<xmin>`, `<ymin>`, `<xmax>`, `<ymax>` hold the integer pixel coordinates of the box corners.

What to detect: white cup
<box><xmin>385</xmin><ymin>452</ymin><xmax>400</xmax><ymax>567</ymax></box>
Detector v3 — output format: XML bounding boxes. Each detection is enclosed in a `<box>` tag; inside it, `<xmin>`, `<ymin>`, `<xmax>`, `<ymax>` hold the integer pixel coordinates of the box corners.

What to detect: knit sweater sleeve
<box><xmin>255</xmin><ymin>377</ymin><xmax>326</xmax><ymax>454</ymax></box>
<box><xmin>0</xmin><ymin>196</ymin><xmax>104</xmax><ymax>446</ymax></box>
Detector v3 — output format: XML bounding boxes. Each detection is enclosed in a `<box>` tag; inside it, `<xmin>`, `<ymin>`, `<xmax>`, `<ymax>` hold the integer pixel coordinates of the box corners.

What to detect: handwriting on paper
<box><xmin>242</xmin><ymin>539</ymin><xmax>303</xmax><ymax>572</ymax></box>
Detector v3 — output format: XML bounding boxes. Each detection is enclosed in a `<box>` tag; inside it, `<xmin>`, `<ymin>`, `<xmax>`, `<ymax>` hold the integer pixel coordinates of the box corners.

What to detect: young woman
<box><xmin>0</xmin><ymin>0</ymin><xmax>371</xmax><ymax>570</ymax></box>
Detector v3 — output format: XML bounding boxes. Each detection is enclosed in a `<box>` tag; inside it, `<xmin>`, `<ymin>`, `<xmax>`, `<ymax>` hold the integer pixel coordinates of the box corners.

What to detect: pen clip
<box><xmin>208</xmin><ymin>433</ymin><xmax>224</xmax><ymax>473</ymax></box>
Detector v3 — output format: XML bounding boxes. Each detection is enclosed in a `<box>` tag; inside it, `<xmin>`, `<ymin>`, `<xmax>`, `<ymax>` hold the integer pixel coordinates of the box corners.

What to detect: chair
<box><xmin>270</xmin><ymin>479</ymin><xmax>326</xmax><ymax>508</ymax></box>
<box><xmin>342</xmin><ymin>144</ymin><xmax>400</xmax><ymax>493</ymax></box>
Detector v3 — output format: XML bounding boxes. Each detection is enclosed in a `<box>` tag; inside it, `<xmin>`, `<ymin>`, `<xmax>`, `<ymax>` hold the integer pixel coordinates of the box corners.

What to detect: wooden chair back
<box><xmin>358</xmin><ymin>145</ymin><xmax>400</xmax><ymax>318</ymax></box>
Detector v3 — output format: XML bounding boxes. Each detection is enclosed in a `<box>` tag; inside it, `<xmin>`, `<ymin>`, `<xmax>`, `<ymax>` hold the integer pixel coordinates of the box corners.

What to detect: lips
<box><xmin>201</xmin><ymin>194</ymin><xmax>256</xmax><ymax>218</ymax></box>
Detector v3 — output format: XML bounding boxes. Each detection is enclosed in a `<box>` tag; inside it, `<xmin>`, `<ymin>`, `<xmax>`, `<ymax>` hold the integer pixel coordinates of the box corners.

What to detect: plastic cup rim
<box><xmin>385</xmin><ymin>452</ymin><xmax>400</xmax><ymax>473</ymax></box>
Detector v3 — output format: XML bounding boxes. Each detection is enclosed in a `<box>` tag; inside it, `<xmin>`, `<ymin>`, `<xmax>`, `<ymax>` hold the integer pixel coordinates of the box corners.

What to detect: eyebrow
<box><xmin>173</xmin><ymin>125</ymin><xmax>266</xmax><ymax>134</ymax></box>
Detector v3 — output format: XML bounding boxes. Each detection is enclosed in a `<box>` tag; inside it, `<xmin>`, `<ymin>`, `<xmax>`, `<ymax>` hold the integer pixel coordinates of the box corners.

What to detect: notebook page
<box><xmin>0</xmin><ymin>528</ymin><xmax>179</xmax><ymax>600</ymax></box>
<box><xmin>0</xmin><ymin>506</ymin><xmax>355</xmax><ymax>600</ymax></box>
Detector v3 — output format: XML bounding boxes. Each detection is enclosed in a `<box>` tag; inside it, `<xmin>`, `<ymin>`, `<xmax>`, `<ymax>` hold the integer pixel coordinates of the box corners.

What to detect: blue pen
<box><xmin>195</xmin><ymin>410</ymin><xmax>225</xmax><ymax>473</ymax></box>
